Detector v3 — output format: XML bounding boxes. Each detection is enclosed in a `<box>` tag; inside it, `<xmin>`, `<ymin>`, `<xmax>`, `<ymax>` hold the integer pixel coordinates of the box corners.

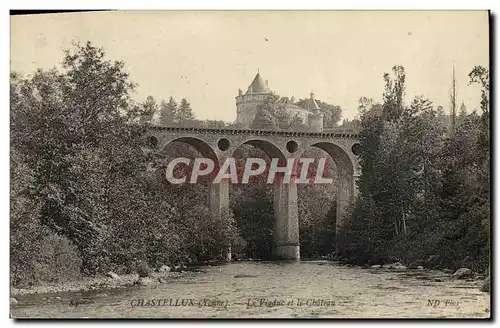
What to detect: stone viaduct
<box><xmin>144</xmin><ymin>126</ymin><xmax>361</xmax><ymax>260</ymax></box>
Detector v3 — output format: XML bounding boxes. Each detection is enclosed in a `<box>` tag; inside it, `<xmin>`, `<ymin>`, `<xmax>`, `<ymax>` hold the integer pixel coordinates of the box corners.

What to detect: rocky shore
<box><xmin>364</xmin><ymin>262</ymin><xmax>490</xmax><ymax>292</ymax></box>
<box><xmin>10</xmin><ymin>266</ymin><xmax>192</xmax><ymax>300</ymax></box>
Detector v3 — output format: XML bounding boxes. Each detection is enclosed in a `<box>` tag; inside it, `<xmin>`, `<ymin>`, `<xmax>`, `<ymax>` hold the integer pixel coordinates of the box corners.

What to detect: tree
<box><xmin>250</xmin><ymin>94</ymin><xmax>281</xmax><ymax>130</ymax></box>
<box><xmin>339</xmin><ymin>118</ymin><xmax>361</xmax><ymax>132</ymax></box>
<box><xmin>339</xmin><ymin>66</ymin><xmax>436</xmax><ymax>263</ymax></box>
<box><xmin>289</xmin><ymin>114</ymin><xmax>307</xmax><ymax>131</ymax></box>
<box><xmin>338</xmin><ymin>64</ymin><xmax>490</xmax><ymax>272</ymax></box>
<box><xmin>159</xmin><ymin>97</ymin><xmax>177</xmax><ymax>126</ymax></box>
<box><xmin>468</xmin><ymin>65</ymin><xmax>489</xmax><ymax>116</ymax></box>
<box><xmin>382</xmin><ymin>65</ymin><xmax>406</xmax><ymax>121</ymax></box>
<box><xmin>435</xmin><ymin>110</ymin><xmax>489</xmax><ymax>271</ymax></box>
<box><xmin>357</xmin><ymin>97</ymin><xmax>373</xmax><ymax>116</ymax></box>
<box><xmin>11</xmin><ymin>42</ymin><xmax>251</xmax><ymax>284</ymax></box>
<box><xmin>140</xmin><ymin>95</ymin><xmax>158</xmax><ymax>124</ymax></box>
<box><xmin>436</xmin><ymin>105</ymin><xmax>450</xmax><ymax>132</ymax></box>
<box><xmin>175</xmin><ymin>98</ymin><xmax>195</xmax><ymax>125</ymax></box>
<box><xmin>468</xmin><ymin>66</ymin><xmax>490</xmax><ymax>187</ymax></box>
<box><xmin>319</xmin><ymin>102</ymin><xmax>342</xmax><ymax>128</ymax></box>
<box><xmin>457</xmin><ymin>102</ymin><xmax>467</xmax><ymax>126</ymax></box>
<box><xmin>11</xmin><ymin>43</ymin><xmax>134</xmax><ymax>274</ymax></box>
<box><xmin>250</xmin><ymin>108</ymin><xmax>276</xmax><ymax>130</ymax></box>
<box><xmin>251</xmin><ymin>94</ymin><xmax>310</xmax><ymax>131</ymax></box>
<box><xmin>10</xmin><ymin>42</ymin><xmax>183</xmax><ymax>275</ymax></box>
<box><xmin>449</xmin><ymin>66</ymin><xmax>458</xmax><ymax>134</ymax></box>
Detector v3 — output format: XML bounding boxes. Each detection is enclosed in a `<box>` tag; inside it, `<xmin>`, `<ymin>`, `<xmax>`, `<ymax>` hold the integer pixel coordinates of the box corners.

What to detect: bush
<box><xmin>336</xmin><ymin>199</ymin><xmax>392</xmax><ymax>265</ymax></box>
<box><xmin>10</xmin><ymin>148</ymin><xmax>81</xmax><ymax>287</ymax></box>
<box><xmin>11</xmin><ymin>224</ymin><xmax>81</xmax><ymax>287</ymax></box>
<box><xmin>135</xmin><ymin>260</ymin><xmax>151</xmax><ymax>278</ymax></box>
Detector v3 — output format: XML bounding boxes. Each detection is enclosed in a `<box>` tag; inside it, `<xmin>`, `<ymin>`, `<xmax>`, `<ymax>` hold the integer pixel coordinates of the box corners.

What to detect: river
<box><xmin>10</xmin><ymin>261</ymin><xmax>490</xmax><ymax>319</ymax></box>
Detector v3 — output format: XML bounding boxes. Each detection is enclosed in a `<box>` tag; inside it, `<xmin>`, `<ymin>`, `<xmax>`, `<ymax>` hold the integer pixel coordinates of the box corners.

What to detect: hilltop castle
<box><xmin>235</xmin><ymin>72</ymin><xmax>324</xmax><ymax>132</ymax></box>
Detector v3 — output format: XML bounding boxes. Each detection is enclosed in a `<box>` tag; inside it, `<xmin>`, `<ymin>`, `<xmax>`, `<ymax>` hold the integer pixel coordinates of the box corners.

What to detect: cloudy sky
<box><xmin>10</xmin><ymin>11</ymin><xmax>489</xmax><ymax>121</ymax></box>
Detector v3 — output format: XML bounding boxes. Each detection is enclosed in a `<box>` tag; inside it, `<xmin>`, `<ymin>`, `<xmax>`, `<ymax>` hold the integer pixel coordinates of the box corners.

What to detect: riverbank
<box><xmin>10</xmin><ymin>270</ymin><xmax>195</xmax><ymax>298</ymax></box>
<box><xmin>11</xmin><ymin>261</ymin><xmax>490</xmax><ymax>319</ymax></box>
<box><xmin>11</xmin><ymin>260</ymin><xmax>490</xmax><ymax>299</ymax></box>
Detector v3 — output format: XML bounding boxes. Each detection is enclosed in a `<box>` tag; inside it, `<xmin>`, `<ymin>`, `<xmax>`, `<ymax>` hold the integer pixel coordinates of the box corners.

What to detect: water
<box><xmin>11</xmin><ymin>261</ymin><xmax>490</xmax><ymax>319</ymax></box>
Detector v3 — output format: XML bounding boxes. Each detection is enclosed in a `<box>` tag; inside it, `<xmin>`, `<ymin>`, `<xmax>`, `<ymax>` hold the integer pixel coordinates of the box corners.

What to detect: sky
<box><xmin>10</xmin><ymin>10</ymin><xmax>489</xmax><ymax>121</ymax></box>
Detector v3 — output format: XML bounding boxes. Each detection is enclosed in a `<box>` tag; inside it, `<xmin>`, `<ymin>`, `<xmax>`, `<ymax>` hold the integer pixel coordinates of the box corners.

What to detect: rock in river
<box><xmin>453</xmin><ymin>268</ymin><xmax>474</xmax><ymax>279</ymax></box>
<box><xmin>106</xmin><ymin>271</ymin><xmax>120</xmax><ymax>280</ymax></box>
<box><xmin>408</xmin><ymin>260</ymin><xmax>426</xmax><ymax>269</ymax></box>
<box><xmin>385</xmin><ymin>262</ymin><xmax>407</xmax><ymax>271</ymax></box>
<box><xmin>10</xmin><ymin>297</ymin><xmax>18</xmax><ymax>306</ymax></box>
<box><xmin>136</xmin><ymin>277</ymin><xmax>153</xmax><ymax>286</ymax></box>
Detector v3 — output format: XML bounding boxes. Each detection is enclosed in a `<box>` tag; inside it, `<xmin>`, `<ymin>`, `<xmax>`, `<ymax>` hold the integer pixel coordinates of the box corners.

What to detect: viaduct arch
<box><xmin>144</xmin><ymin>126</ymin><xmax>361</xmax><ymax>261</ymax></box>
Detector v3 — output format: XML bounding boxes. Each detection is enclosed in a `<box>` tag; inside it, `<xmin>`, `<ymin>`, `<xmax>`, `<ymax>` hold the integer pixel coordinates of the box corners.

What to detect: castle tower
<box><xmin>305</xmin><ymin>91</ymin><xmax>324</xmax><ymax>132</ymax></box>
<box><xmin>236</xmin><ymin>72</ymin><xmax>272</xmax><ymax>127</ymax></box>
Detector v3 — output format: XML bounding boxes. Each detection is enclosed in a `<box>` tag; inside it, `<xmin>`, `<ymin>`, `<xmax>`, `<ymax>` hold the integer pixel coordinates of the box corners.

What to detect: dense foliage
<box><xmin>10</xmin><ymin>43</ymin><xmax>243</xmax><ymax>285</ymax></box>
<box><xmin>337</xmin><ymin>65</ymin><xmax>490</xmax><ymax>272</ymax></box>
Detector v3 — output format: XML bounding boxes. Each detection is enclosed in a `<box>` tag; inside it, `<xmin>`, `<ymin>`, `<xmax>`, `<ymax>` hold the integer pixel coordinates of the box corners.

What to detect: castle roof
<box><xmin>303</xmin><ymin>92</ymin><xmax>321</xmax><ymax>111</ymax></box>
<box><xmin>285</xmin><ymin>103</ymin><xmax>308</xmax><ymax>111</ymax></box>
<box><xmin>287</xmin><ymin>104</ymin><xmax>303</xmax><ymax>109</ymax></box>
<box><xmin>246</xmin><ymin>72</ymin><xmax>270</xmax><ymax>94</ymax></box>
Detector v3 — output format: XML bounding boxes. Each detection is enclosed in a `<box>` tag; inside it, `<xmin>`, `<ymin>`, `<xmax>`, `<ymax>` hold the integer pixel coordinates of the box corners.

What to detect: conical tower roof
<box><xmin>246</xmin><ymin>72</ymin><xmax>270</xmax><ymax>94</ymax></box>
<box><xmin>304</xmin><ymin>91</ymin><xmax>321</xmax><ymax>111</ymax></box>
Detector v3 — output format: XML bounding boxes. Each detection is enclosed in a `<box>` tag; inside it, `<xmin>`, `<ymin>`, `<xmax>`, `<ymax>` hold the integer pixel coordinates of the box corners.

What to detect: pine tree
<box><xmin>457</xmin><ymin>102</ymin><xmax>467</xmax><ymax>127</ymax></box>
<box><xmin>139</xmin><ymin>95</ymin><xmax>157</xmax><ymax>124</ymax></box>
<box><xmin>449</xmin><ymin>66</ymin><xmax>458</xmax><ymax>134</ymax></box>
<box><xmin>159</xmin><ymin>97</ymin><xmax>177</xmax><ymax>127</ymax></box>
<box><xmin>175</xmin><ymin>98</ymin><xmax>195</xmax><ymax>126</ymax></box>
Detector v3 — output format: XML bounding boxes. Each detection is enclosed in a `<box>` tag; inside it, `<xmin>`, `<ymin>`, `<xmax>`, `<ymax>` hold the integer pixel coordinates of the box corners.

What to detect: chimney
<box><xmin>265</xmin><ymin>80</ymin><xmax>268</xmax><ymax>87</ymax></box>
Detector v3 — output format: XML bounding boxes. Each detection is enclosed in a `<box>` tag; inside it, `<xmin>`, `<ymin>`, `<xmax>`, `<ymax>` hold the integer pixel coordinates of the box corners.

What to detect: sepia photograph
<box><xmin>9</xmin><ymin>10</ymin><xmax>491</xmax><ymax>319</ymax></box>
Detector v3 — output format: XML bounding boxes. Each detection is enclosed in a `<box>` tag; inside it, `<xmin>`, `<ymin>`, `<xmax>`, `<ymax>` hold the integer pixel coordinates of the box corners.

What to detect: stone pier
<box><xmin>273</xmin><ymin>182</ymin><xmax>300</xmax><ymax>260</ymax></box>
<box><xmin>208</xmin><ymin>179</ymin><xmax>231</xmax><ymax>261</ymax></box>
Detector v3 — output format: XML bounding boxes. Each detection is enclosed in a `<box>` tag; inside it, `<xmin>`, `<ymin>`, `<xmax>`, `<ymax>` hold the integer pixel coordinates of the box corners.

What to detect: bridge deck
<box><xmin>147</xmin><ymin>125</ymin><xmax>360</xmax><ymax>139</ymax></box>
